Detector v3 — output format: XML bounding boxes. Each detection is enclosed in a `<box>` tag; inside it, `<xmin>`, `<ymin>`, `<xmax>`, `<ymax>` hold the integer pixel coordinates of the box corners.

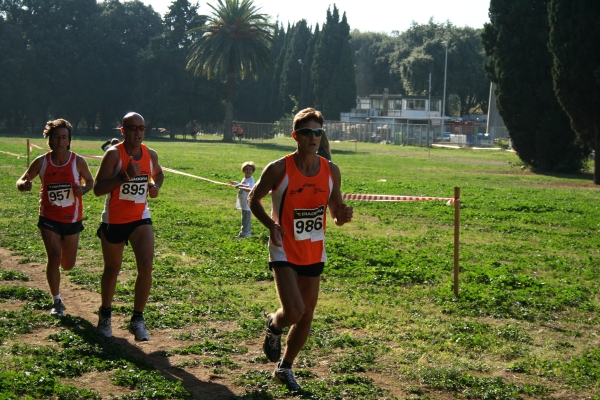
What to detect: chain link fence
<box><xmin>176</xmin><ymin>119</ymin><xmax>509</xmax><ymax>148</ymax></box>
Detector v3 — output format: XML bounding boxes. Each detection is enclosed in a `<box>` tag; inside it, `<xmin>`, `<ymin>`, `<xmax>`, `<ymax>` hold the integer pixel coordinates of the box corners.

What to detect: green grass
<box><xmin>0</xmin><ymin>135</ymin><xmax>599</xmax><ymax>399</ymax></box>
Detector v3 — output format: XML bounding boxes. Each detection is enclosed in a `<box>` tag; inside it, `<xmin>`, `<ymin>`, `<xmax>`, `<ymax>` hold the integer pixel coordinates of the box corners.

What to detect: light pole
<box><xmin>298</xmin><ymin>59</ymin><xmax>303</xmax><ymax>108</ymax></box>
<box><xmin>441</xmin><ymin>41</ymin><xmax>448</xmax><ymax>123</ymax></box>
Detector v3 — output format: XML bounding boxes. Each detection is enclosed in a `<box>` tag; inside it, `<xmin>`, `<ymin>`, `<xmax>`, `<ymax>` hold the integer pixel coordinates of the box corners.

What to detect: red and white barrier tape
<box><xmin>343</xmin><ymin>193</ymin><xmax>455</xmax><ymax>205</ymax></box>
<box><xmin>0</xmin><ymin>150</ymin><xmax>25</xmax><ymax>158</ymax></box>
<box><xmin>162</xmin><ymin>167</ymin><xmax>234</xmax><ymax>187</ymax></box>
<box><xmin>14</xmin><ymin>144</ymin><xmax>456</xmax><ymax>204</ymax></box>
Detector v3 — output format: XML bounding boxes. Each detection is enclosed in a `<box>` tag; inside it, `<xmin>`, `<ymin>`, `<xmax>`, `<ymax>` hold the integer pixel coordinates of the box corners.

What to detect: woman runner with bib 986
<box><xmin>16</xmin><ymin>119</ymin><xmax>94</xmax><ymax>318</ymax></box>
<box><xmin>248</xmin><ymin>108</ymin><xmax>353</xmax><ymax>392</ymax></box>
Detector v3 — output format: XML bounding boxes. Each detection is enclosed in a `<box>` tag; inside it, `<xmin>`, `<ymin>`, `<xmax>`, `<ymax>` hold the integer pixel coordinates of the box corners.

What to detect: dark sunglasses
<box><xmin>124</xmin><ymin>125</ymin><xmax>147</xmax><ymax>132</ymax></box>
<box><xmin>296</xmin><ymin>127</ymin><xmax>324</xmax><ymax>137</ymax></box>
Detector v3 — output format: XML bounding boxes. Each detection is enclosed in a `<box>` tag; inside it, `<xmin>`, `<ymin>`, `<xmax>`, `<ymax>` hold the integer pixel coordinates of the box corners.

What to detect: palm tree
<box><xmin>186</xmin><ymin>0</ymin><xmax>275</xmax><ymax>142</ymax></box>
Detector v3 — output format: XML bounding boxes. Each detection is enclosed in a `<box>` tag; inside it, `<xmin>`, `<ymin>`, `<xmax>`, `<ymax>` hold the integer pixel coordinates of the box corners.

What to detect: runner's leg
<box><xmin>60</xmin><ymin>233</ymin><xmax>80</xmax><ymax>270</ymax></box>
<box><xmin>281</xmin><ymin>275</ymin><xmax>320</xmax><ymax>364</ymax></box>
<box><xmin>40</xmin><ymin>228</ymin><xmax>62</xmax><ymax>296</ymax></box>
<box><xmin>98</xmin><ymin>229</ymin><xmax>126</xmax><ymax>308</ymax></box>
<box><xmin>128</xmin><ymin>224</ymin><xmax>154</xmax><ymax>313</ymax></box>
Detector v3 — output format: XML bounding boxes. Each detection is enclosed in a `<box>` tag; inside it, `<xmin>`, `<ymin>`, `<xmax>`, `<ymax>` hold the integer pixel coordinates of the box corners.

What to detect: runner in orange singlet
<box><xmin>16</xmin><ymin>119</ymin><xmax>94</xmax><ymax>318</ymax></box>
<box><xmin>93</xmin><ymin>112</ymin><xmax>164</xmax><ymax>341</ymax></box>
<box><xmin>248</xmin><ymin>108</ymin><xmax>353</xmax><ymax>392</ymax></box>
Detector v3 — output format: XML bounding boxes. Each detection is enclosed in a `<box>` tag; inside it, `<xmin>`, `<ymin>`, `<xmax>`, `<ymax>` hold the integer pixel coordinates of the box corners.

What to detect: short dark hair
<box><xmin>43</xmin><ymin>119</ymin><xmax>72</xmax><ymax>150</ymax></box>
<box><xmin>293</xmin><ymin>108</ymin><xmax>324</xmax><ymax>131</ymax></box>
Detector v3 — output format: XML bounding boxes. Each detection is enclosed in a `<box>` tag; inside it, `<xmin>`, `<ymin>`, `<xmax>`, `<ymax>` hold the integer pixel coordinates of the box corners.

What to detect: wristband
<box><xmin>154</xmin><ymin>184</ymin><xmax>160</xmax><ymax>190</ymax></box>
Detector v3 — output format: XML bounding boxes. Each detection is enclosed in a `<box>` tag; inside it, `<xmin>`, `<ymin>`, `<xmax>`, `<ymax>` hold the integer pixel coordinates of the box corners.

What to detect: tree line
<box><xmin>7</xmin><ymin>0</ymin><xmax>594</xmax><ymax>180</ymax></box>
<box><xmin>1</xmin><ymin>0</ymin><xmax>491</xmax><ymax>138</ymax></box>
<box><xmin>483</xmin><ymin>0</ymin><xmax>599</xmax><ymax>179</ymax></box>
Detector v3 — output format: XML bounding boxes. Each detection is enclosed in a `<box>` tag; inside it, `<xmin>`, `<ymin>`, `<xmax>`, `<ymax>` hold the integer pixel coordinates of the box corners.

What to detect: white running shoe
<box><xmin>50</xmin><ymin>300</ymin><xmax>65</xmax><ymax>317</ymax></box>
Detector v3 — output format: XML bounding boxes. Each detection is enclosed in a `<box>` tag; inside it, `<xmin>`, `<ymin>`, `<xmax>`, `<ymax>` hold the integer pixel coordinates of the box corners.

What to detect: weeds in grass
<box><xmin>0</xmin><ymin>138</ymin><xmax>598</xmax><ymax>398</ymax></box>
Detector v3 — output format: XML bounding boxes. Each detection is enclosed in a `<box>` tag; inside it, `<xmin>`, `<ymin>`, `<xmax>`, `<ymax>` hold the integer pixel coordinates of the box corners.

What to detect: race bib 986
<box><xmin>293</xmin><ymin>206</ymin><xmax>325</xmax><ymax>242</ymax></box>
<box><xmin>47</xmin><ymin>183</ymin><xmax>73</xmax><ymax>207</ymax></box>
<box><xmin>119</xmin><ymin>175</ymin><xmax>148</xmax><ymax>203</ymax></box>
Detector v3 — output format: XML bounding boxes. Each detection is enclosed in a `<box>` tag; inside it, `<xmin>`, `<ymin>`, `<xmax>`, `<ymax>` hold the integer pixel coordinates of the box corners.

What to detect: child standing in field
<box><xmin>235</xmin><ymin>161</ymin><xmax>256</xmax><ymax>238</ymax></box>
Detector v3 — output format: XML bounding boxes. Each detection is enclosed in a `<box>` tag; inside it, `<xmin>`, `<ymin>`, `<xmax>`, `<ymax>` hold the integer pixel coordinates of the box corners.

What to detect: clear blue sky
<box><xmin>142</xmin><ymin>0</ymin><xmax>491</xmax><ymax>34</ymax></box>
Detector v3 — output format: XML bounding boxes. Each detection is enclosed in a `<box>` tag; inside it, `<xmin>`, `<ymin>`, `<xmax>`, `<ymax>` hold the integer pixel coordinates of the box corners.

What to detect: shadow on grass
<box><xmin>534</xmin><ymin>170</ymin><xmax>595</xmax><ymax>182</ymax></box>
<box><xmin>58</xmin><ymin>316</ymin><xmax>238</xmax><ymax>399</ymax></box>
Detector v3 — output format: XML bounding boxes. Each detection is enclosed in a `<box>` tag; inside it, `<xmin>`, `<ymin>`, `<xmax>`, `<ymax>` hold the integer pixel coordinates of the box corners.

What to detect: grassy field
<box><xmin>0</xmin><ymin>135</ymin><xmax>599</xmax><ymax>399</ymax></box>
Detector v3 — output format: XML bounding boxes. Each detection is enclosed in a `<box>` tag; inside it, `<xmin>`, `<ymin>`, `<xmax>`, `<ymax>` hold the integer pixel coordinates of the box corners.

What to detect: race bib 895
<box><xmin>119</xmin><ymin>175</ymin><xmax>148</xmax><ymax>203</ymax></box>
<box><xmin>293</xmin><ymin>206</ymin><xmax>325</xmax><ymax>242</ymax></box>
<box><xmin>46</xmin><ymin>183</ymin><xmax>73</xmax><ymax>207</ymax></box>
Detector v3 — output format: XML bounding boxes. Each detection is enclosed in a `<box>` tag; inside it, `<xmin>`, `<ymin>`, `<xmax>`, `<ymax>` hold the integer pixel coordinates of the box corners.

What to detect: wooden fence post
<box><xmin>454</xmin><ymin>186</ymin><xmax>460</xmax><ymax>296</ymax></box>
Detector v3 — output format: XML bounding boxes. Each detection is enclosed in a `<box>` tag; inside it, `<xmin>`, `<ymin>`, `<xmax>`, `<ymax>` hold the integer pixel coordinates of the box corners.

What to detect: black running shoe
<box><xmin>273</xmin><ymin>362</ymin><xmax>301</xmax><ymax>392</ymax></box>
<box><xmin>263</xmin><ymin>314</ymin><xmax>281</xmax><ymax>362</ymax></box>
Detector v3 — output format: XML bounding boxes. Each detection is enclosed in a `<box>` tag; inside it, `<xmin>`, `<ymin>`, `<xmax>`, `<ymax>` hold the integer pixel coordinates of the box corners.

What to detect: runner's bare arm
<box><xmin>93</xmin><ymin>148</ymin><xmax>123</xmax><ymax>196</ymax></box>
<box><xmin>75</xmin><ymin>155</ymin><xmax>94</xmax><ymax>197</ymax></box>
<box><xmin>148</xmin><ymin>149</ymin><xmax>164</xmax><ymax>198</ymax></box>
<box><xmin>16</xmin><ymin>155</ymin><xmax>44</xmax><ymax>192</ymax></box>
<box><xmin>248</xmin><ymin>159</ymin><xmax>286</xmax><ymax>245</ymax></box>
<box><xmin>327</xmin><ymin>163</ymin><xmax>353</xmax><ymax>226</ymax></box>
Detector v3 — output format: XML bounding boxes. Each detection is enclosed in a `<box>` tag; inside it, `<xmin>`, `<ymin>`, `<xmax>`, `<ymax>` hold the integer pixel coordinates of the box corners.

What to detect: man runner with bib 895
<box><xmin>248</xmin><ymin>108</ymin><xmax>353</xmax><ymax>392</ymax></box>
<box><xmin>93</xmin><ymin>112</ymin><xmax>164</xmax><ymax>341</ymax></box>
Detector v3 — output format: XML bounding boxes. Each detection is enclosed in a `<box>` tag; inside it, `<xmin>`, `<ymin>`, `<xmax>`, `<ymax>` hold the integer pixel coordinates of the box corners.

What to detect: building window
<box><xmin>371</xmin><ymin>98</ymin><xmax>383</xmax><ymax>109</ymax></box>
<box><xmin>389</xmin><ymin>99</ymin><xmax>402</xmax><ymax>110</ymax></box>
<box><xmin>405</xmin><ymin>99</ymin><xmax>426</xmax><ymax>110</ymax></box>
<box><xmin>430</xmin><ymin>100</ymin><xmax>440</xmax><ymax>111</ymax></box>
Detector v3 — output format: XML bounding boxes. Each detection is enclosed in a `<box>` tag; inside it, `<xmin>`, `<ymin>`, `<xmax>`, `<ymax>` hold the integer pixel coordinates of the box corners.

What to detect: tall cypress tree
<box><xmin>312</xmin><ymin>6</ymin><xmax>356</xmax><ymax>120</ymax></box>
<box><xmin>481</xmin><ymin>0</ymin><xmax>587</xmax><ymax>172</ymax></box>
<box><xmin>548</xmin><ymin>0</ymin><xmax>599</xmax><ymax>182</ymax></box>
<box><xmin>267</xmin><ymin>22</ymin><xmax>290</xmax><ymax>121</ymax></box>
<box><xmin>320</xmin><ymin>13</ymin><xmax>356</xmax><ymax>119</ymax></box>
<box><xmin>300</xmin><ymin>23</ymin><xmax>319</xmax><ymax>109</ymax></box>
<box><xmin>279</xmin><ymin>20</ymin><xmax>312</xmax><ymax>115</ymax></box>
<box><xmin>312</xmin><ymin>6</ymin><xmax>338</xmax><ymax>112</ymax></box>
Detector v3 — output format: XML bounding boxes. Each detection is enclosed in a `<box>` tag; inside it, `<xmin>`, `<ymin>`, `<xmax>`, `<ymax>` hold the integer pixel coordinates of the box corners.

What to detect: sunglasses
<box><xmin>124</xmin><ymin>125</ymin><xmax>147</xmax><ymax>132</ymax></box>
<box><xmin>296</xmin><ymin>127</ymin><xmax>324</xmax><ymax>137</ymax></box>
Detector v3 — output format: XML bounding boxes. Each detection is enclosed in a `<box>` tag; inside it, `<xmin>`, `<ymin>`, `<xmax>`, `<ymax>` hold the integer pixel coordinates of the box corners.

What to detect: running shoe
<box><xmin>97</xmin><ymin>309</ymin><xmax>112</xmax><ymax>338</ymax></box>
<box><xmin>263</xmin><ymin>314</ymin><xmax>281</xmax><ymax>362</ymax></box>
<box><xmin>273</xmin><ymin>362</ymin><xmax>302</xmax><ymax>392</ymax></box>
<box><xmin>50</xmin><ymin>299</ymin><xmax>65</xmax><ymax>317</ymax></box>
<box><xmin>128</xmin><ymin>318</ymin><xmax>150</xmax><ymax>341</ymax></box>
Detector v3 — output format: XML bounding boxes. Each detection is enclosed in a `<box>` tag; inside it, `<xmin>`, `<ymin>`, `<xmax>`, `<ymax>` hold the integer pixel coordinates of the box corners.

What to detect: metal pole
<box><xmin>27</xmin><ymin>139</ymin><xmax>30</xmax><ymax>166</ymax></box>
<box><xmin>428</xmin><ymin>73</ymin><xmax>432</xmax><ymax>154</ymax></box>
<box><xmin>442</xmin><ymin>41</ymin><xmax>448</xmax><ymax>123</ymax></box>
<box><xmin>453</xmin><ymin>186</ymin><xmax>460</xmax><ymax>297</ymax></box>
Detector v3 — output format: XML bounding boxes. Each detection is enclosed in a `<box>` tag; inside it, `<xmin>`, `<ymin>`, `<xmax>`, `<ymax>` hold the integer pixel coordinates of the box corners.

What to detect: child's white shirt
<box><xmin>236</xmin><ymin>176</ymin><xmax>255</xmax><ymax>210</ymax></box>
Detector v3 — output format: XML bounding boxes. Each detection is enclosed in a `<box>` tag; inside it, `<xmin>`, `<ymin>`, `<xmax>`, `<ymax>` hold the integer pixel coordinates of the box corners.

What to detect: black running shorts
<box><xmin>269</xmin><ymin>261</ymin><xmax>324</xmax><ymax>277</ymax></box>
<box><xmin>97</xmin><ymin>218</ymin><xmax>152</xmax><ymax>245</ymax></box>
<box><xmin>38</xmin><ymin>216</ymin><xmax>83</xmax><ymax>239</ymax></box>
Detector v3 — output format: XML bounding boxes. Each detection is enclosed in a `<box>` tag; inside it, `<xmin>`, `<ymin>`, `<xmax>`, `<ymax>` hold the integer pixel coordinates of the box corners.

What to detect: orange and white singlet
<box><xmin>101</xmin><ymin>143</ymin><xmax>153</xmax><ymax>224</ymax></box>
<box><xmin>38</xmin><ymin>151</ymin><xmax>82</xmax><ymax>223</ymax></box>
<box><xmin>269</xmin><ymin>154</ymin><xmax>333</xmax><ymax>265</ymax></box>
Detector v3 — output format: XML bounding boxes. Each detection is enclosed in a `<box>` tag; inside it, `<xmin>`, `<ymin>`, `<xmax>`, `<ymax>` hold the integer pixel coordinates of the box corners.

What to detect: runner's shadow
<box><xmin>60</xmin><ymin>316</ymin><xmax>237</xmax><ymax>399</ymax></box>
